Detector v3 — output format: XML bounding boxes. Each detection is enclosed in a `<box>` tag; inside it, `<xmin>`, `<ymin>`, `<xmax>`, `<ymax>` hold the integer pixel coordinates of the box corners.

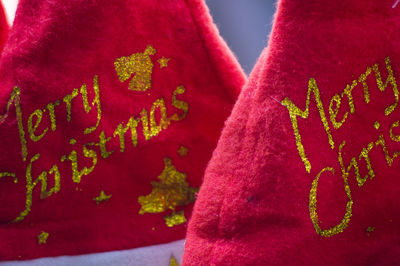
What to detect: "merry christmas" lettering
<box><xmin>0</xmin><ymin>61</ymin><xmax>188</xmax><ymax>222</ymax></box>
<box><xmin>282</xmin><ymin>57</ymin><xmax>400</xmax><ymax>237</ymax></box>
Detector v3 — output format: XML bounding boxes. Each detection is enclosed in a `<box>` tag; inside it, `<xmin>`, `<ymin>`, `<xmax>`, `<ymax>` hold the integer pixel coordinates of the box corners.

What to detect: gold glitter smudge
<box><xmin>0</xmin><ymin>89</ymin><xmax>16</xmax><ymax>124</ymax></box>
<box><xmin>309</xmin><ymin>163</ymin><xmax>353</xmax><ymax>237</ymax></box>
<box><xmin>282</xmin><ymin>78</ymin><xmax>334</xmax><ymax>173</ymax></box>
<box><xmin>114</xmin><ymin>45</ymin><xmax>156</xmax><ymax>92</ymax></box>
<box><xmin>366</xmin><ymin>226</ymin><xmax>375</xmax><ymax>233</ymax></box>
<box><xmin>366</xmin><ymin>226</ymin><xmax>375</xmax><ymax>237</ymax></box>
<box><xmin>170</xmin><ymin>86</ymin><xmax>188</xmax><ymax>122</ymax></box>
<box><xmin>37</xmin><ymin>231</ymin><xmax>49</xmax><ymax>245</ymax></box>
<box><xmin>374</xmin><ymin>121</ymin><xmax>381</xmax><ymax>130</ymax></box>
<box><xmin>113</xmin><ymin>117</ymin><xmax>140</xmax><ymax>152</ymax></box>
<box><xmin>62</xmin><ymin>145</ymin><xmax>97</xmax><ymax>184</ymax></box>
<box><xmin>329</xmin><ymin>94</ymin><xmax>348</xmax><ymax>129</ymax></box>
<box><xmin>138</xmin><ymin>157</ymin><xmax>198</xmax><ymax>216</ymax></box>
<box><xmin>82</xmin><ymin>76</ymin><xmax>102</xmax><ymax>135</ymax></box>
<box><xmin>0</xmin><ymin>87</ymin><xmax>28</xmax><ymax>161</ymax></box>
<box><xmin>338</xmin><ymin>141</ymin><xmax>365</xmax><ymax>188</ymax></box>
<box><xmin>46</xmin><ymin>100</ymin><xmax>60</xmax><ymax>131</ymax></box>
<box><xmin>170</xmin><ymin>255</ymin><xmax>179</xmax><ymax>266</ymax></box>
<box><xmin>27</xmin><ymin>109</ymin><xmax>48</xmax><ymax>142</ymax></box>
<box><xmin>98</xmin><ymin>131</ymin><xmax>113</xmax><ymax>158</ymax></box>
<box><xmin>341</xmin><ymin>80</ymin><xmax>358</xmax><ymax>114</ymax></box>
<box><xmin>375</xmin><ymin>135</ymin><xmax>400</xmax><ymax>167</ymax></box>
<box><xmin>158</xmin><ymin>57</ymin><xmax>170</xmax><ymax>68</ymax></box>
<box><xmin>149</xmin><ymin>98</ymin><xmax>169</xmax><ymax>137</ymax></box>
<box><xmin>47</xmin><ymin>165</ymin><xmax>61</xmax><ymax>198</ymax></box>
<box><xmin>358</xmin><ymin>142</ymin><xmax>375</xmax><ymax>186</ymax></box>
<box><xmin>141</xmin><ymin>99</ymin><xmax>170</xmax><ymax>141</ymax></box>
<box><xmin>141</xmin><ymin>109</ymin><xmax>151</xmax><ymax>140</ymax></box>
<box><xmin>373</xmin><ymin>57</ymin><xmax>399</xmax><ymax>116</ymax></box>
<box><xmin>0</xmin><ymin>172</ymin><xmax>17</xmax><ymax>183</ymax></box>
<box><xmin>93</xmin><ymin>190</ymin><xmax>112</xmax><ymax>204</ymax></box>
<box><xmin>14</xmin><ymin>154</ymin><xmax>61</xmax><ymax>222</ymax></box>
<box><xmin>178</xmin><ymin>146</ymin><xmax>188</xmax><ymax>157</ymax></box>
<box><xmin>70</xmin><ymin>139</ymin><xmax>77</xmax><ymax>145</ymax></box>
<box><xmin>390</xmin><ymin>120</ymin><xmax>400</xmax><ymax>142</ymax></box>
<box><xmin>164</xmin><ymin>211</ymin><xmax>187</xmax><ymax>227</ymax></box>
<box><xmin>82</xmin><ymin>145</ymin><xmax>97</xmax><ymax>179</ymax></box>
<box><xmin>63</xmin><ymin>88</ymin><xmax>79</xmax><ymax>122</ymax></box>
<box><xmin>358</xmin><ymin>67</ymin><xmax>372</xmax><ymax>104</ymax></box>
<box><xmin>80</xmin><ymin>83</ymin><xmax>90</xmax><ymax>113</ymax></box>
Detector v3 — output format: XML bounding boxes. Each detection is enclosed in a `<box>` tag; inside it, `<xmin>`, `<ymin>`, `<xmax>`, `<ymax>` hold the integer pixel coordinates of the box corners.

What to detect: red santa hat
<box><xmin>184</xmin><ymin>0</ymin><xmax>400</xmax><ymax>264</ymax></box>
<box><xmin>0</xmin><ymin>0</ymin><xmax>245</xmax><ymax>264</ymax></box>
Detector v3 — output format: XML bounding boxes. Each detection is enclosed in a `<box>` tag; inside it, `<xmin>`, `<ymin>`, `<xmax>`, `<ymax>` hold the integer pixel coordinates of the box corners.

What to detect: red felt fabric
<box><xmin>0</xmin><ymin>0</ymin><xmax>245</xmax><ymax>261</ymax></box>
<box><xmin>184</xmin><ymin>0</ymin><xmax>400</xmax><ymax>265</ymax></box>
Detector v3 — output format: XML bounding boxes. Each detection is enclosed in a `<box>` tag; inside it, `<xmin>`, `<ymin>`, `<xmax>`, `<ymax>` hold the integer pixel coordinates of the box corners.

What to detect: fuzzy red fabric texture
<box><xmin>183</xmin><ymin>0</ymin><xmax>400</xmax><ymax>265</ymax></box>
<box><xmin>0</xmin><ymin>0</ymin><xmax>245</xmax><ymax>261</ymax></box>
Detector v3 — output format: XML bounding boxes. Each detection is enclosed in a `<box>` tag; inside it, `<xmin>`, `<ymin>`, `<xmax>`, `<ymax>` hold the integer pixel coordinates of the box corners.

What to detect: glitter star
<box><xmin>170</xmin><ymin>255</ymin><xmax>179</xmax><ymax>266</ymax></box>
<box><xmin>177</xmin><ymin>146</ymin><xmax>188</xmax><ymax>157</ymax></box>
<box><xmin>37</xmin><ymin>231</ymin><xmax>49</xmax><ymax>245</ymax></box>
<box><xmin>158</xmin><ymin>57</ymin><xmax>170</xmax><ymax>68</ymax></box>
<box><xmin>93</xmin><ymin>190</ymin><xmax>112</xmax><ymax>204</ymax></box>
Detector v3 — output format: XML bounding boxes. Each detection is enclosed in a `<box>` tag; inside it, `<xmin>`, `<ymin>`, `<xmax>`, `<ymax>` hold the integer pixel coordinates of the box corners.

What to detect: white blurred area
<box><xmin>2</xmin><ymin>0</ymin><xmax>276</xmax><ymax>73</ymax></box>
<box><xmin>3</xmin><ymin>0</ymin><xmax>17</xmax><ymax>25</ymax></box>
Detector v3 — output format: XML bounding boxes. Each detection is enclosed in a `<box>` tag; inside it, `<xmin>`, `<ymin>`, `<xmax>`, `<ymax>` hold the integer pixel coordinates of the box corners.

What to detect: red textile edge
<box><xmin>184</xmin><ymin>0</ymin><xmax>247</xmax><ymax>100</ymax></box>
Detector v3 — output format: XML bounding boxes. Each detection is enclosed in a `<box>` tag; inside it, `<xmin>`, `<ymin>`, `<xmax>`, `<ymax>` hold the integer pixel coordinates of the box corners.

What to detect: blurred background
<box><xmin>2</xmin><ymin>0</ymin><xmax>277</xmax><ymax>74</ymax></box>
<box><xmin>205</xmin><ymin>0</ymin><xmax>276</xmax><ymax>74</ymax></box>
